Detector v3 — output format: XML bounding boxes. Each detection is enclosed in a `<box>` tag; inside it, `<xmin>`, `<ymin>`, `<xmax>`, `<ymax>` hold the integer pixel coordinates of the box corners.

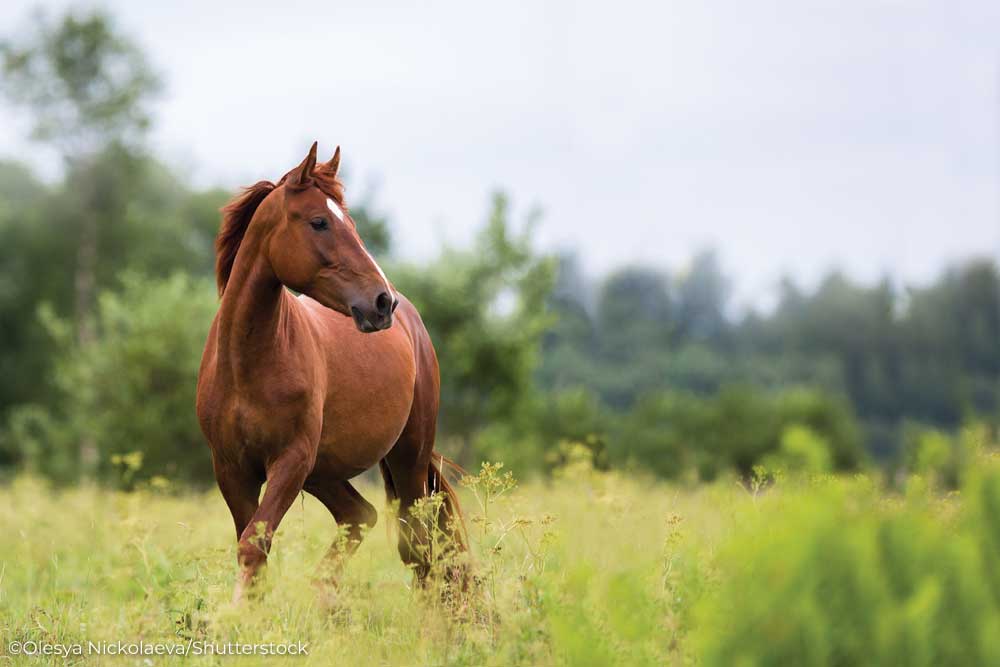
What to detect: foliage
<box><xmin>612</xmin><ymin>386</ymin><xmax>863</xmax><ymax>481</ymax></box>
<box><xmin>391</xmin><ymin>192</ymin><xmax>556</xmax><ymax>463</ymax></box>
<box><xmin>473</xmin><ymin>387</ymin><xmax>611</xmax><ymax>478</ymax></box>
<box><xmin>348</xmin><ymin>200</ymin><xmax>392</xmax><ymax>257</ymax></box>
<box><xmin>5</xmin><ymin>450</ymin><xmax>1000</xmax><ymax>665</ymax></box>
<box><xmin>896</xmin><ymin>422</ymin><xmax>990</xmax><ymax>490</ymax></box>
<box><xmin>0</xmin><ymin>5</ymin><xmax>998</xmax><ymax>487</ymax></box>
<box><xmin>696</xmin><ymin>454</ymin><xmax>1000</xmax><ymax>667</ymax></box>
<box><xmin>0</xmin><ymin>151</ymin><xmax>223</xmax><ymax>432</ymax></box>
<box><xmin>542</xmin><ymin>254</ymin><xmax>1000</xmax><ymax>466</ymax></box>
<box><xmin>763</xmin><ymin>424</ymin><xmax>833</xmax><ymax>474</ymax></box>
<box><xmin>0</xmin><ymin>8</ymin><xmax>219</xmax><ymax>456</ymax></box>
<box><xmin>1</xmin><ymin>8</ymin><xmax>160</xmax><ymax>153</ymax></box>
<box><xmin>1</xmin><ymin>273</ymin><xmax>217</xmax><ymax>485</ymax></box>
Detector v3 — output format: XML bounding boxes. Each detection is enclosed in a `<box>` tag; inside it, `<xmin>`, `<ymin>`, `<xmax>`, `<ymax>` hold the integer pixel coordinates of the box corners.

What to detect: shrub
<box><xmin>613</xmin><ymin>386</ymin><xmax>861</xmax><ymax>481</ymax></box>
<box><xmin>2</xmin><ymin>272</ymin><xmax>216</xmax><ymax>485</ymax></box>
<box><xmin>612</xmin><ymin>391</ymin><xmax>704</xmax><ymax>479</ymax></box>
<box><xmin>775</xmin><ymin>387</ymin><xmax>864</xmax><ymax>470</ymax></box>
<box><xmin>898</xmin><ymin>422</ymin><xmax>986</xmax><ymax>489</ymax></box>
<box><xmin>695</xmin><ymin>458</ymin><xmax>1000</xmax><ymax>666</ymax></box>
<box><xmin>762</xmin><ymin>424</ymin><xmax>833</xmax><ymax>474</ymax></box>
<box><xmin>473</xmin><ymin>387</ymin><xmax>610</xmax><ymax>478</ymax></box>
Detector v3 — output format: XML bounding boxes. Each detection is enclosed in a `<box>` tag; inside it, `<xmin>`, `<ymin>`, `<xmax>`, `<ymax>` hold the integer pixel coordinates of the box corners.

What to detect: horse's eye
<box><xmin>309</xmin><ymin>217</ymin><xmax>328</xmax><ymax>231</ymax></box>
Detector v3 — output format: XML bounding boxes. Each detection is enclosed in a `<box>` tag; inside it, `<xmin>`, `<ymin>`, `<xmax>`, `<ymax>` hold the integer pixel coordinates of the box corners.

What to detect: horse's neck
<box><xmin>216</xmin><ymin>231</ymin><xmax>289</xmax><ymax>380</ymax></box>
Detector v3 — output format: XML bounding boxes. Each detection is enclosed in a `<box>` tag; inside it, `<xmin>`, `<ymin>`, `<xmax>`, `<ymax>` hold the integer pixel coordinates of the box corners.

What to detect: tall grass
<box><xmin>2</xmin><ymin>447</ymin><xmax>1000</xmax><ymax>665</ymax></box>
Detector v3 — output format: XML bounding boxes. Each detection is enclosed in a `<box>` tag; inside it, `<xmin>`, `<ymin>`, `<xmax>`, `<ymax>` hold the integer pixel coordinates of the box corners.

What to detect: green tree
<box><xmin>898</xmin><ymin>261</ymin><xmax>1000</xmax><ymax>424</ymax></box>
<box><xmin>675</xmin><ymin>249</ymin><xmax>730</xmax><ymax>345</ymax></box>
<box><xmin>392</xmin><ymin>192</ymin><xmax>555</xmax><ymax>463</ymax></box>
<box><xmin>349</xmin><ymin>201</ymin><xmax>392</xmax><ymax>257</ymax></box>
<box><xmin>1</xmin><ymin>273</ymin><xmax>217</xmax><ymax>485</ymax></box>
<box><xmin>596</xmin><ymin>266</ymin><xmax>672</xmax><ymax>357</ymax></box>
<box><xmin>2</xmin><ymin>8</ymin><xmax>161</xmax><ymax>347</ymax></box>
<box><xmin>0</xmin><ymin>162</ymin><xmax>55</xmax><ymax>433</ymax></box>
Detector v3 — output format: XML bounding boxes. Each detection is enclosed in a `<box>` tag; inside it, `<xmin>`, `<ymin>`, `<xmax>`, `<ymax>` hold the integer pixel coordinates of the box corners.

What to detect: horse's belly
<box><xmin>313</xmin><ymin>335</ymin><xmax>417</xmax><ymax>478</ymax></box>
<box><xmin>314</xmin><ymin>399</ymin><xmax>412</xmax><ymax>478</ymax></box>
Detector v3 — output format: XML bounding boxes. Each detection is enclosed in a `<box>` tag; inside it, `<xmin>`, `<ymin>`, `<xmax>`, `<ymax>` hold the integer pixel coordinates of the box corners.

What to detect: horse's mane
<box><xmin>216</xmin><ymin>180</ymin><xmax>275</xmax><ymax>295</ymax></box>
<box><xmin>215</xmin><ymin>169</ymin><xmax>346</xmax><ymax>296</ymax></box>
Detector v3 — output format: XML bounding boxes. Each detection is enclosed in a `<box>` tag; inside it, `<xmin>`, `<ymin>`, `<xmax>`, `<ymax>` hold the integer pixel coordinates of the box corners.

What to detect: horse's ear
<box><xmin>322</xmin><ymin>145</ymin><xmax>341</xmax><ymax>177</ymax></box>
<box><xmin>288</xmin><ymin>141</ymin><xmax>318</xmax><ymax>188</ymax></box>
<box><xmin>330</xmin><ymin>146</ymin><xmax>341</xmax><ymax>176</ymax></box>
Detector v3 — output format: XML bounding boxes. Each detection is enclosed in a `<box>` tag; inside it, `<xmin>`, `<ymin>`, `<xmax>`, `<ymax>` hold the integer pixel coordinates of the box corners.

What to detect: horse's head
<box><xmin>269</xmin><ymin>142</ymin><xmax>397</xmax><ymax>333</ymax></box>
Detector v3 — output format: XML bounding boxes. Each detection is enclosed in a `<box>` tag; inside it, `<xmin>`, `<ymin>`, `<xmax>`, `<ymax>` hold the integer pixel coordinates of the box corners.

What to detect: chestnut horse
<box><xmin>196</xmin><ymin>142</ymin><xmax>464</xmax><ymax>601</ymax></box>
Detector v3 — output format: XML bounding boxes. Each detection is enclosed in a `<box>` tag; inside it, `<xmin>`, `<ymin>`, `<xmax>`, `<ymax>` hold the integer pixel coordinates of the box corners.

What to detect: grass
<box><xmin>0</xmin><ymin>458</ymin><xmax>711</xmax><ymax>666</ymax></box>
<box><xmin>1</xmin><ymin>453</ymin><xmax>997</xmax><ymax>666</ymax></box>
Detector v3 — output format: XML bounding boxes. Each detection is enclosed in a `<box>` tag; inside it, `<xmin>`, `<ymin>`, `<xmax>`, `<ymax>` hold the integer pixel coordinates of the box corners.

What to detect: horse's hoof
<box><xmin>316</xmin><ymin>585</ymin><xmax>340</xmax><ymax>611</ymax></box>
<box><xmin>232</xmin><ymin>570</ymin><xmax>257</xmax><ymax>604</ymax></box>
<box><xmin>315</xmin><ymin>584</ymin><xmax>352</xmax><ymax>622</ymax></box>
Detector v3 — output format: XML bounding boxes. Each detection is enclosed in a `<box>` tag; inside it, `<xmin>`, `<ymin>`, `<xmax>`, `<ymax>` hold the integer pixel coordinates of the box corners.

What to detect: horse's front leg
<box><xmin>234</xmin><ymin>443</ymin><xmax>314</xmax><ymax>602</ymax></box>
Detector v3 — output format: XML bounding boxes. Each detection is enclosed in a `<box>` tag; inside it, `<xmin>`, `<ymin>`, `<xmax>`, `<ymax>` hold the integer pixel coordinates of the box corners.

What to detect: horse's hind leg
<box><xmin>304</xmin><ymin>478</ymin><xmax>377</xmax><ymax>582</ymax></box>
<box><xmin>382</xmin><ymin>433</ymin><xmax>466</xmax><ymax>583</ymax></box>
<box><xmin>381</xmin><ymin>311</ymin><xmax>466</xmax><ymax>584</ymax></box>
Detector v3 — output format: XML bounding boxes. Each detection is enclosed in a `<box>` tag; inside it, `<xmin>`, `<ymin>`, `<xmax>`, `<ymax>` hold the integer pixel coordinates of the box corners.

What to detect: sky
<box><xmin>1</xmin><ymin>0</ymin><xmax>998</xmax><ymax>307</ymax></box>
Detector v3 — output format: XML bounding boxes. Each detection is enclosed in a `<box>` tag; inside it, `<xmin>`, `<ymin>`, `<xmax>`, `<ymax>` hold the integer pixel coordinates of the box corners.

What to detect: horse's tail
<box><xmin>378</xmin><ymin>453</ymin><xmax>468</xmax><ymax>549</ymax></box>
<box><xmin>378</xmin><ymin>458</ymin><xmax>397</xmax><ymax>541</ymax></box>
<box><xmin>430</xmin><ymin>451</ymin><xmax>468</xmax><ymax>550</ymax></box>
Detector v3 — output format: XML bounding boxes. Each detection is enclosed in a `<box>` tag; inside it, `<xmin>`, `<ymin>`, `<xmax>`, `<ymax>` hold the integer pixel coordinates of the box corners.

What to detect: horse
<box><xmin>196</xmin><ymin>142</ymin><xmax>465</xmax><ymax>601</ymax></box>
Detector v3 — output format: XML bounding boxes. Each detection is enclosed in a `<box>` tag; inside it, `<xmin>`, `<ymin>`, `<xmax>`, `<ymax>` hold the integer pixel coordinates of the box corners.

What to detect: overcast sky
<box><xmin>1</xmin><ymin>0</ymin><xmax>998</xmax><ymax>306</ymax></box>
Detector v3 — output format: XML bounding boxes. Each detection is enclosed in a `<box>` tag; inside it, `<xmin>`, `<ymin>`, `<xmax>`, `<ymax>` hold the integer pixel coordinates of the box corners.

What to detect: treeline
<box><xmin>537</xmin><ymin>252</ymin><xmax>999</xmax><ymax>476</ymax></box>
<box><xmin>0</xmin><ymin>9</ymin><xmax>996</xmax><ymax>487</ymax></box>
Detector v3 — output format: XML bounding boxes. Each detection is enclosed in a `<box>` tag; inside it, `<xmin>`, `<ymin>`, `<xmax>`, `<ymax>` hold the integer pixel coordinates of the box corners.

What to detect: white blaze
<box><xmin>326</xmin><ymin>197</ymin><xmax>345</xmax><ymax>222</ymax></box>
<box><xmin>366</xmin><ymin>249</ymin><xmax>392</xmax><ymax>294</ymax></box>
<box><xmin>328</xmin><ymin>197</ymin><xmax>393</xmax><ymax>297</ymax></box>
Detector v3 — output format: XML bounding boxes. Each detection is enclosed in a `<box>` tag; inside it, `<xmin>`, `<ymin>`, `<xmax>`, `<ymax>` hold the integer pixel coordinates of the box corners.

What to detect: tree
<box><xmin>1</xmin><ymin>273</ymin><xmax>217</xmax><ymax>485</ymax></box>
<box><xmin>898</xmin><ymin>261</ymin><xmax>1000</xmax><ymax>424</ymax></box>
<box><xmin>391</xmin><ymin>192</ymin><xmax>555</xmax><ymax>463</ymax></box>
<box><xmin>595</xmin><ymin>266</ymin><xmax>672</xmax><ymax>357</ymax></box>
<box><xmin>2</xmin><ymin>9</ymin><xmax>161</xmax><ymax>347</ymax></box>
<box><xmin>2</xmin><ymin>9</ymin><xmax>161</xmax><ymax>470</ymax></box>
<box><xmin>349</xmin><ymin>202</ymin><xmax>392</xmax><ymax>257</ymax></box>
<box><xmin>675</xmin><ymin>249</ymin><xmax>730</xmax><ymax>345</ymax></box>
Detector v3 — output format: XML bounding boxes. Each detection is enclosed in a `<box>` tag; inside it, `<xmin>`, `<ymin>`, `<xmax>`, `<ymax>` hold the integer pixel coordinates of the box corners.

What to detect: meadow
<box><xmin>1</xmin><ymin>7</ymin><xmax>998</xmax><ymax>667</ymax></box>
<box><xmin>5</xmin><ymin>446</ymin><xmax>1000</xmax><ymax>667</ymax></box>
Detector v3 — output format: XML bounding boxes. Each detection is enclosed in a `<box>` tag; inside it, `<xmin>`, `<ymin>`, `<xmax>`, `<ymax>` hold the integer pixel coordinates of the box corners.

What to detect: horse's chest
<box><xmin>231</xmin><ymin>397</ymin><xmax>301</xmax><ymax>445</ymax></box>
<box><xmin>202</xmin><ymin>380</ymin><xmax>315</xmax><ymax>454</ymax></box>
<box><xmin>198</xmin><ymin>335</ymin><xmax>416</xmax><ymax>475</ymax></box>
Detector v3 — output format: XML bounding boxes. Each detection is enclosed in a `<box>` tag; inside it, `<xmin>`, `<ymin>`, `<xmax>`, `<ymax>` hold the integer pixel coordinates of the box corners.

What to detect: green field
<box><xmin>4</xmin><ymin>454</ymin><xmax>1000</xmax><ymax>667</ymax></box>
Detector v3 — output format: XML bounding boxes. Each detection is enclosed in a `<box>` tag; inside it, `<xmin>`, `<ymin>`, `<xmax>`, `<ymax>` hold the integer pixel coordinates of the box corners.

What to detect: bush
<box><xmin>775</xmin><ymin>387</ymin><xmax>864</xmax><ymax>470</ymax></box>
<box><xmin>613</xmin><ymin>391</ymin><xmax>704</xmax><ymax>479</ymax></box>
<box><xmin>898</xmin><ymin>422</ymin><xmax>987</xmax><ymax>489</ymax></box>
<box><xmin>472</xmin><ymin>387</ymin><xmax>610</xmax><ymax>478</ymax></box>
<box><xmin>2</xmin><ymin>272</ymin><xmax>217</xmax><ymax>485</ymax></box>
<box><xmin>763</xmin><ymin>424</ymin><xmax>833</xmax><ymax>474</ymax></box>
<box><xmin>612</xmin><ymin>386</ymin><xmax>862</xmax><ymax>481</ymax></box>
<box><xmin>695</xmin><ymin>459</ymin><xmax>1000</xmax><ymax>666</ymax></box>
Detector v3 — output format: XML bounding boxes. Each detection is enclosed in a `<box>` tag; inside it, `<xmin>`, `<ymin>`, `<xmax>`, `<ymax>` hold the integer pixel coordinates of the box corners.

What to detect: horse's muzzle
<box><xmin>350</xmin><ymin>305</ymin><xmax>392</xmax><ymax>333</ymax></box>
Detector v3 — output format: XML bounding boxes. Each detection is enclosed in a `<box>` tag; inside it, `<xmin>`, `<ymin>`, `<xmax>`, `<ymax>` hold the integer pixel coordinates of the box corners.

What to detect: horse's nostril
<box><xmin>375</xmin><ymin>292</ymin><xmax>392</xmax><ymax>317</ymax></box>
